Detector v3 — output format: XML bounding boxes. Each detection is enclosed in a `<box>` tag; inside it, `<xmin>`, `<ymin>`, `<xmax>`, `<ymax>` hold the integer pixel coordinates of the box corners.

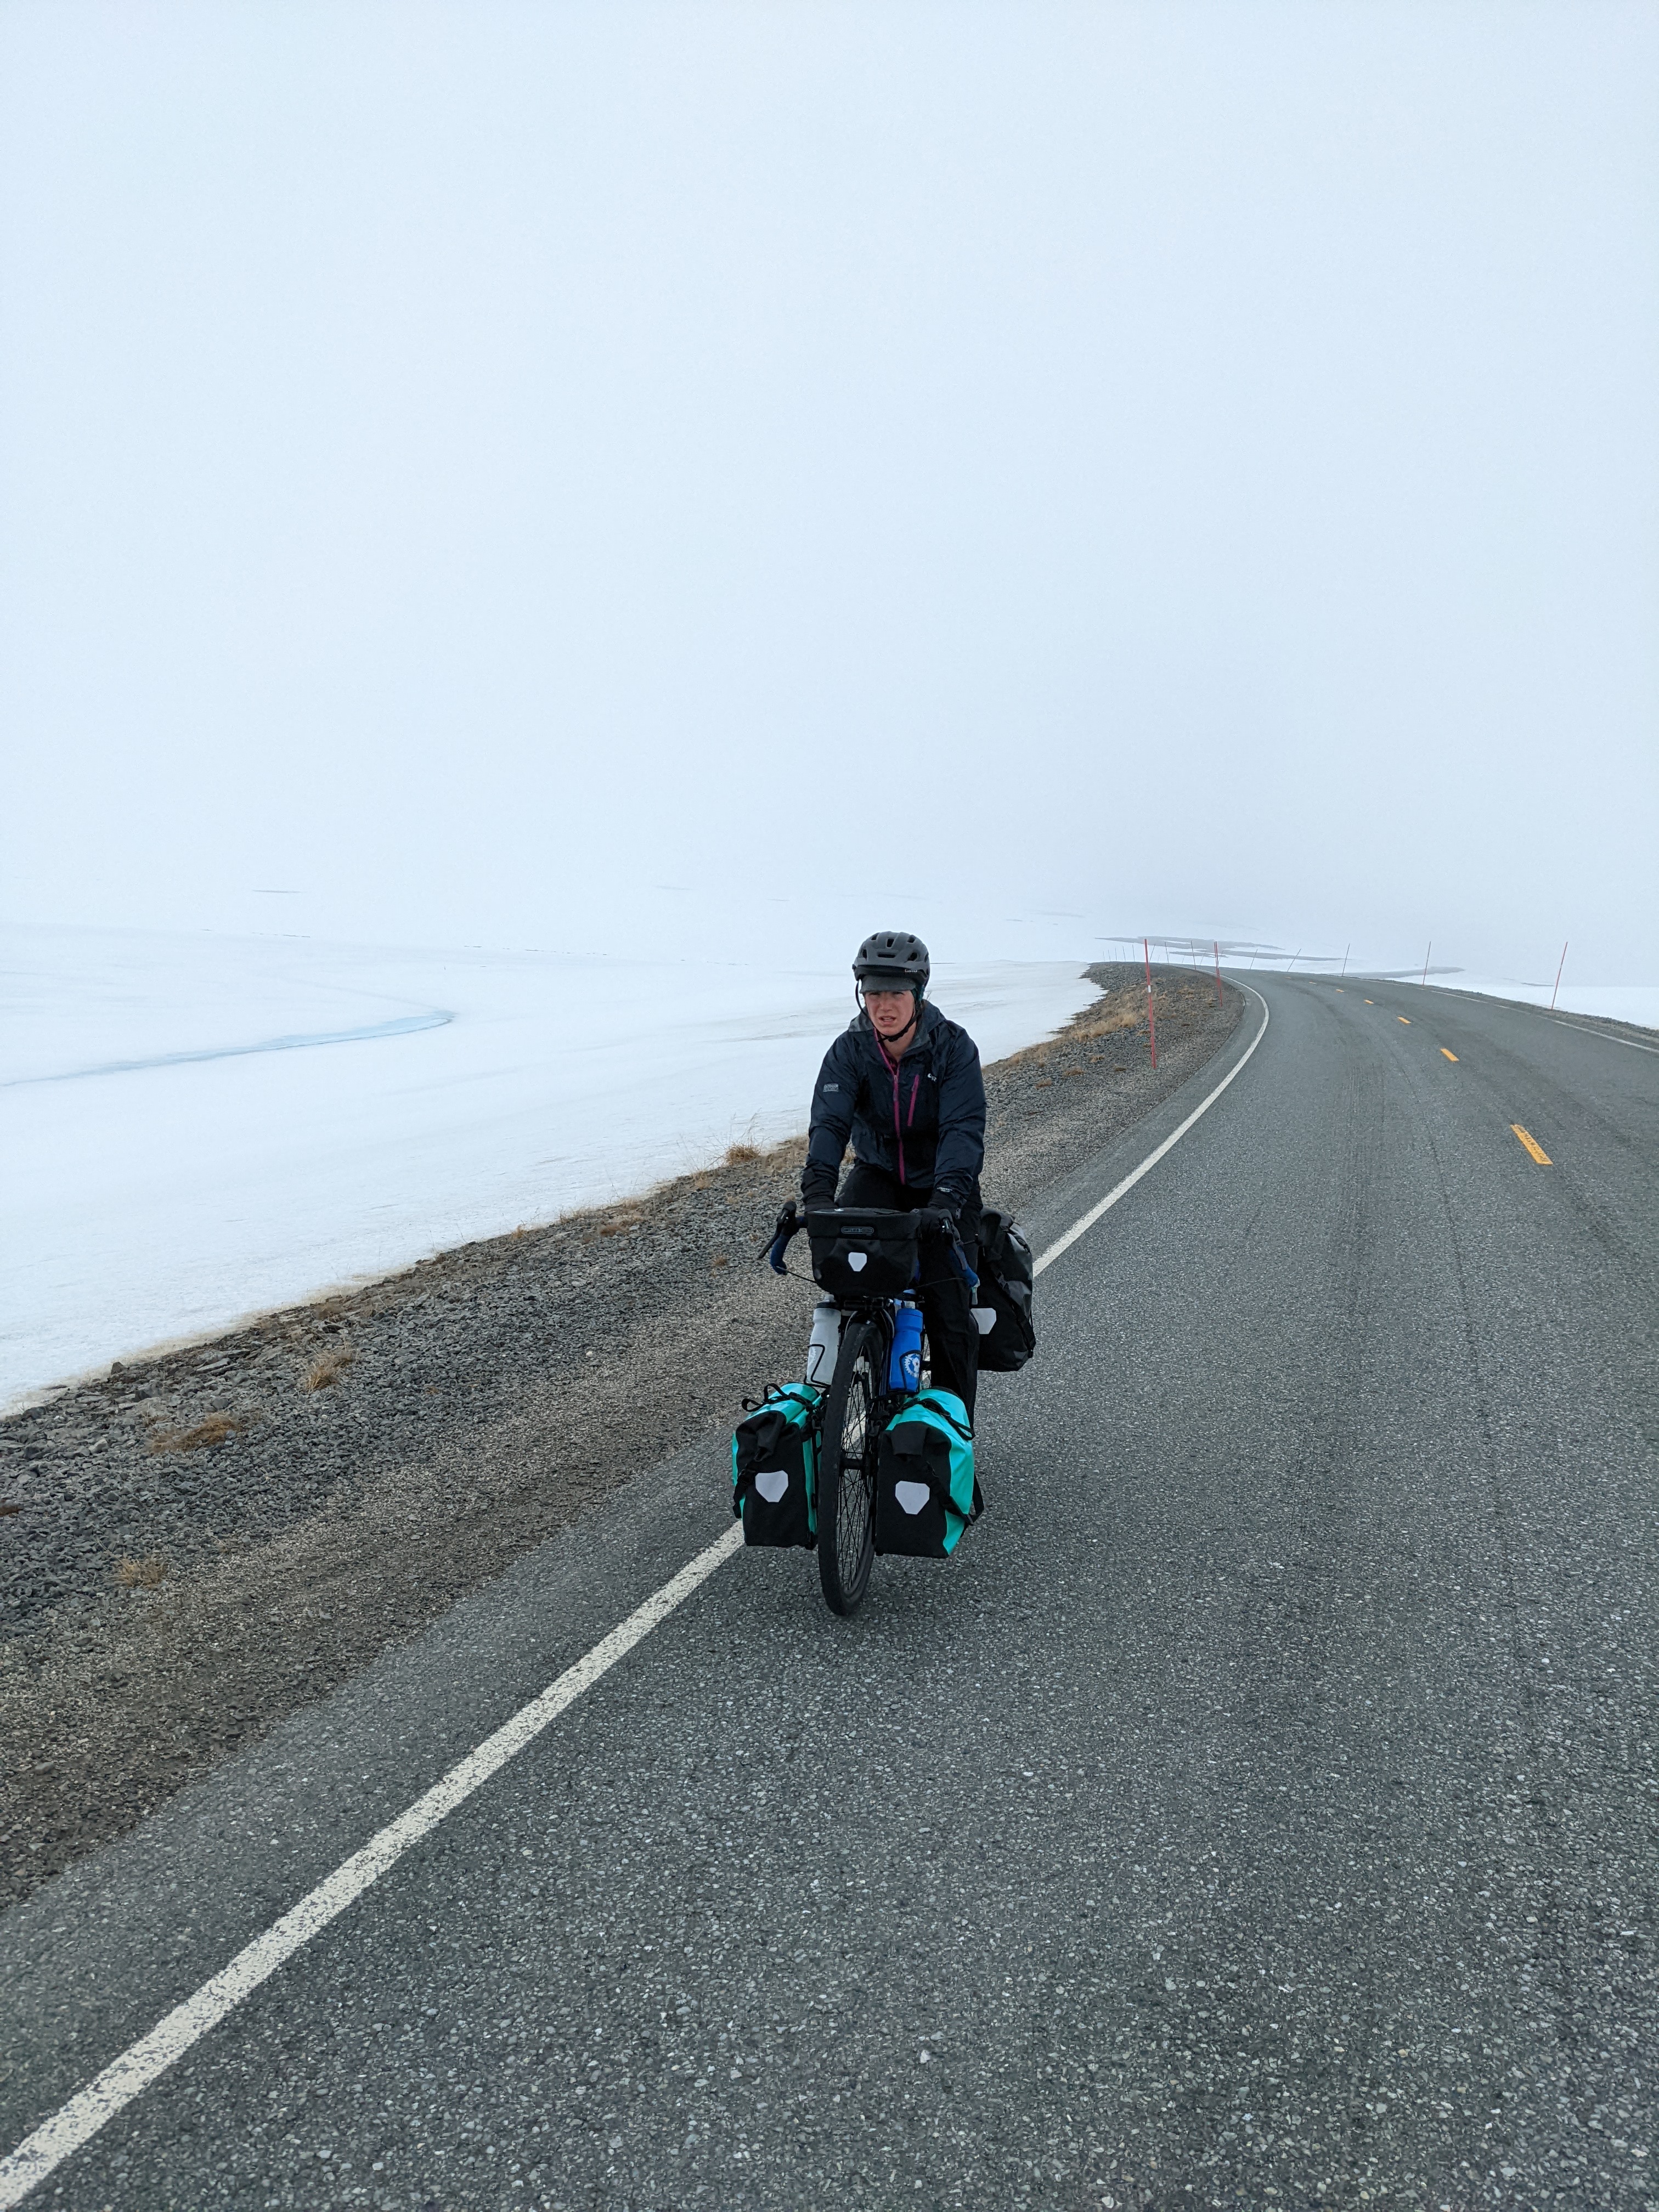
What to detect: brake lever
<box><xmin>919</xmin><ymin>1207</ymin><xmax>980</xmax><ymax>1294</ymax></box>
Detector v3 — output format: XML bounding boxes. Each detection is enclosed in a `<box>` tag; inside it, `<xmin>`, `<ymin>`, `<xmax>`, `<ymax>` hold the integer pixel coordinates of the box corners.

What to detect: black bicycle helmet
<box><xmin>853</xmin><ymin>930</ymin><xmax>930</xmax><ymax>996</ymax></box>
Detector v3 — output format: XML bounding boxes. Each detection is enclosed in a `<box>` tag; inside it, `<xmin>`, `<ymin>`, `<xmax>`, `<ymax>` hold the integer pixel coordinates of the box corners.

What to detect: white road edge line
<box><xmin>1548</xmin><ymin>1015</ymin><xmax>1659</xmax><ymax>1056</ymax></box>
<box><xmin>1</xmin><ymin>983</ymin><xmax>1271</xmax><ymax>2208</ymax></box>
<box><xmin>0</xmin><ymin>1529</ymin><xmax>744</xmax><ymax>2210</ymax></box>
<box><xmin>1032</xmin><ymin>985</ymin><xmax>1269</xmax><ymax>1278</ymax></box>
<box><xmin>1404</xmin><ymin>980</ymin><xmax>1659</xmax><ymax>1055</ymax></box>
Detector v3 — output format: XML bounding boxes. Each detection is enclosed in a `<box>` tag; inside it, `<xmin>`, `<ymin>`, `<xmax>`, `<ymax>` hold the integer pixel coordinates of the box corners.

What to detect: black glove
<box><xmin>922</xmin><ymin>1191</ymin><xmax>958</xmax><ymax>1232</ymax></box>
<box><xmin>921</xmin><ymin>1196</ymin><xmax>977</xmax><ymax>1290</ymax></box>
<box><xmin>759</xmin><ymin>1201</ymin><xmax>802</xmax><ymax>1274</ymax></box>
<box><xmin>800</xmin><ymin>1173</ymin><xmax>837</xmax><ymax>1215</ymax></box>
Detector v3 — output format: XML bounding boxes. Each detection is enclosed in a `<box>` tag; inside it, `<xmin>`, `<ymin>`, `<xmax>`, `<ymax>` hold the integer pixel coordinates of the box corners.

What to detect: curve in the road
<box><xmin>7</xmin><ymin>973</ymin><xmax>1655</xmax><ymax>2209</ymax></box>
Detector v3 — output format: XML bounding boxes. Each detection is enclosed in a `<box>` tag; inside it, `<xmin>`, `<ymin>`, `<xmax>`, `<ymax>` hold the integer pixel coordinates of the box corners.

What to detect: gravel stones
<box><xmin>0</xmin><ymin>966</ymin><xmax>1241</xmax><ymax>1906</ymax></box>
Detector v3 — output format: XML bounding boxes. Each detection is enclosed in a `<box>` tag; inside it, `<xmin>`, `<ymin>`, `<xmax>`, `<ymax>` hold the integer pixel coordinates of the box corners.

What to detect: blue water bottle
<box><xmin>888</xmin><ymin>1296</ymin><xmax>924</xmax><ymax>1393</ymax></box>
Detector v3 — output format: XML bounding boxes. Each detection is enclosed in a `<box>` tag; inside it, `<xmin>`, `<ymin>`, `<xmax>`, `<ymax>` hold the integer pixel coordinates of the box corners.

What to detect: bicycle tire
<box><xmin>817</xmin><ymin>1313</ymin><xmax>884</xmax><ymax>1616</ymax></box>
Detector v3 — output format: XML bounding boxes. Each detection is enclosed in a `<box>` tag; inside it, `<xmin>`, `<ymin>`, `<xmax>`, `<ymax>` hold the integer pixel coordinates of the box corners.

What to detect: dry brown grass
<box><xmin>1071</xmin><ymin>1006</ymin><xmax>1144</xmax><ymax>1043</ymax></box>
<box><xmin>598</xmin><ymin>1215</ymin><xmax>644</xmax><ymax>1239</ymax></box>
<box><xmin>302</xmin><ymin>1346</ymin><xmax>356</xmax><ymax>1393</ymax></box>
<box><xmin>997</xmin><ymin>985</ymin><xmax>1147</xmax><ymax>1077</ymax></box>
<box><xmin>113</xmin><ymin>1554</ymin><xmax>168</xmax><ymax>1589</ymax></box>
<box><xmin>661</xmin><ymin>1129</ymin><xmax>801</xmax><ymax>1199</ymax></box>
<box><xmin>148</xmin><ymin>1410</ymin><xmax>252</xmax><ymax>1454</ymax></box>
<box><xmin>710</xmin><ymin>1252</ymin><xmax>730</xmax><ymax>1268</ymax></box>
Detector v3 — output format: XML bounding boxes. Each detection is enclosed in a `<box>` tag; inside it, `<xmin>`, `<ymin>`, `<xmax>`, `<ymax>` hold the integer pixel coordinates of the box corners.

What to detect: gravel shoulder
<box><xmin>0</xmin><ymin>964</ymin><xmax>1241</xmax><ymax>1906</ymax></box>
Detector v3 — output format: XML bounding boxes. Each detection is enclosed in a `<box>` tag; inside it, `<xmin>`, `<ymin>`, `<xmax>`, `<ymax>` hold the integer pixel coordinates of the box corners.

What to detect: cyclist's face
<box><xmin>865</xmin><ymin>988</ymin><xmax>916</xmax><ymax>1041</ymax></box>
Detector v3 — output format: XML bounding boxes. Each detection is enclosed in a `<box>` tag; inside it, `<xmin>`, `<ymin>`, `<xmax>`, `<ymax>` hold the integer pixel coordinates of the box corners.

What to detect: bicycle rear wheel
<box><xmin>817</xmin><ymin>1313</ymin><xmax>884</xmax><ymax>1616</ymax></box>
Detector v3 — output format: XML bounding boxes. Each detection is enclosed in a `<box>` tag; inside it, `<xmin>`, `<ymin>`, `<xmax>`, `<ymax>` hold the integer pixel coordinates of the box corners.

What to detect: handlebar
<box><xmin>758</xmin><ymin>1200</ymin><xmax>978</xmax><ymax>1291</ymax></box>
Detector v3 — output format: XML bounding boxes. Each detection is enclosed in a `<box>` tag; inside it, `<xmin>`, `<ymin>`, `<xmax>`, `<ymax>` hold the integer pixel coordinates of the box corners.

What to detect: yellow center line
<box><xmin>1511</xmin><ymin>1124</ymin><xmax>1552</xmax><ymax>1165</ymax></box>
<box><xmin>1397</xmin><ymin>1015</ymin><xmax>1411</xmax><ymax>1024</ymax></box>
<box><xmin>1441</xmin><ymin>1048</ymin><xmax>1458</xmax><ymax>1062</ymax></box>
<box><xmin>1363</xmin><ymin>998</ymin><xmax>1373</xmax><ymax>1004</ymax></box>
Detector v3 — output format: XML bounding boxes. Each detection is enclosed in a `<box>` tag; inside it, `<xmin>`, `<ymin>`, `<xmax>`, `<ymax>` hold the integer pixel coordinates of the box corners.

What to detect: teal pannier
<box><xmin>731</xmin><ymin>1383</ymin><xmax>823</xmax><ymax>1549</ymax></box>
<box><xmin>873</xmin><ymin>1388</ymin><xmax>982</xmax><ymax>1558</ymax></box>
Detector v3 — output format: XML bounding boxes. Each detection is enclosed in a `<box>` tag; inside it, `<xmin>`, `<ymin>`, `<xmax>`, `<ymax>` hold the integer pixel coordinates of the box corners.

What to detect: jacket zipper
<box><xmin>890</xmin><ymin>1057</ymin><xmax>905</xmax><ymax>1183</ymax></box>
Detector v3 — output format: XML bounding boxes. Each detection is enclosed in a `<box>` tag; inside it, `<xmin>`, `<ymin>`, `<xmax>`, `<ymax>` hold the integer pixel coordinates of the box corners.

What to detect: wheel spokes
<box><xmin>835</xmin><ymin>1354</ymin><xmax>876</xmax><ymax>1567</ymax></box>
<box><xmin>819</xmin><ymin>1322</ymin><xmax>883</xmax><ymax>1615</ymax></box>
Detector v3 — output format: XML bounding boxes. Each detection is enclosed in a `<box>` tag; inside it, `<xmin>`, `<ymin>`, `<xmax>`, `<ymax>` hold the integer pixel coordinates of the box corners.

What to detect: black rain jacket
<box><xmin>802</xmin><ymin>1001</ymin><xmax>986</xmax><ymax>1212</ymax></box>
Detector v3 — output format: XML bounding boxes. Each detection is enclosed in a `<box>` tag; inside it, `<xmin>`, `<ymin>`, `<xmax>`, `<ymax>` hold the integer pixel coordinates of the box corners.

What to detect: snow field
<box><xmin>2</xmin><ymin>926</ymin><xmax>1099</xmax><ymax>1408</ymax></box>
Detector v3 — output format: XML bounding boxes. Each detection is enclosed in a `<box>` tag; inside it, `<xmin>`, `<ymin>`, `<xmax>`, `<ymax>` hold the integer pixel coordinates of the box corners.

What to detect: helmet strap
<box><xmin>857</xmin><ymin>983</ymin><xmax>920</xmax><ymax>1051</ymax></box>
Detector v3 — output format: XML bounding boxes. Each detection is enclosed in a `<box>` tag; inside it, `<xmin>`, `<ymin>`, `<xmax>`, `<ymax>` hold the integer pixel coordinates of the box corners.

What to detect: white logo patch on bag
<box><xmin>894</xmin><ymin>1480</ymin><xmax>931</xmax><ymax>1516</ymax></box>
<box><xmin>847</xmin><ymin>1250</ymin><xmax>867</xmax><ymax>1272</ymax></box>
<box><xmin>755</xmin><ymin>1468</ymin><xmax>789</xmax><ymax>1503</ymax></box>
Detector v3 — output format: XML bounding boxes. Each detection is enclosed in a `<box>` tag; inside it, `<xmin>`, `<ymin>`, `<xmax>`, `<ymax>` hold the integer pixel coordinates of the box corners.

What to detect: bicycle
<box><xmin>763</xmin><ymin>1201</ymin><xmax>975</xmax><ymax>1617</ymax></box>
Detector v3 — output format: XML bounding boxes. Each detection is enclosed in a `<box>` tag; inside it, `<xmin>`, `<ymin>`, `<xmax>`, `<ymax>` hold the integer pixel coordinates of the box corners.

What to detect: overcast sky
<box><xmin>3</xmin><ymin>1</ymin><xmax>1654</xmax><ymax>982</ymax></box>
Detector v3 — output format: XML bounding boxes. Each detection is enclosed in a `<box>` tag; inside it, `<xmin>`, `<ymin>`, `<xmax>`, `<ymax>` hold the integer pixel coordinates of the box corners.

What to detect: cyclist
<box><xmin>800</xmin><ymin>930</ymin><xmax>986</xmax><ymax>1416</ymax></box>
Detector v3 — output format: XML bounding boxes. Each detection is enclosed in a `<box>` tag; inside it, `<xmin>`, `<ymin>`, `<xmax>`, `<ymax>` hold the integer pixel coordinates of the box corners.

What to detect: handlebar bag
<box><xmin>731</xmin><ymin>1383</ymin><xmax>823</xmax><ymax>1549</ymax></box>
<box><xmin>972</xmin><ymin>1208</ymin><xmax>1036</xmax><ymax>1373</ymax></box>
<box><xmin>873</xmin><ymin>1388</ymin><xmax>983</xmax><ymax>1558</ymax></box>
<box><xmin>806</xmin><ymin>1206</ymin><xmax>919</xmax><ymax>1300</ymax></box>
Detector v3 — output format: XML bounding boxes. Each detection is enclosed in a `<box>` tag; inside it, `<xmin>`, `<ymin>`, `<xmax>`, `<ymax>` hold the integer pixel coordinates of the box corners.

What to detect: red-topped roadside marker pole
<box><xmin>1144</xmin><ymin>936</ymin><xmax>1158</xmax><ymax>1070</ymax></box>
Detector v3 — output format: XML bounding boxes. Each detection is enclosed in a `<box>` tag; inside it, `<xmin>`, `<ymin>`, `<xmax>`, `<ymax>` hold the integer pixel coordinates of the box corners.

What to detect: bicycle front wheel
<box><xmin>817</xmin><ymin>1314</ymin><xmax>884</xmax><ymax>1616</ymax></box>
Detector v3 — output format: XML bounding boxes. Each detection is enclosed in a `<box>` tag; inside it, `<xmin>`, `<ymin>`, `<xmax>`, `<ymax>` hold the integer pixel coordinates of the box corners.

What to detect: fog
<box><xmin>3</xmin><ymin>1</ymin><xmax>1654</xmax><ymax>987</ymax></box>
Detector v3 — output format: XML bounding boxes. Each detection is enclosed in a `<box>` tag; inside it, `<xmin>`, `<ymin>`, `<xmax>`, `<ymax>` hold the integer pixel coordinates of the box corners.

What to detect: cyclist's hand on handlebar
<box><xmin>760</xmin><ymin>1199</ymin><xmax>803</xmax><ymax>1273</ymax></box>
<box><xmin>919</xmin><ymin>1199</ymin><xmax>977</xmax><ymax>1287</ymax></box>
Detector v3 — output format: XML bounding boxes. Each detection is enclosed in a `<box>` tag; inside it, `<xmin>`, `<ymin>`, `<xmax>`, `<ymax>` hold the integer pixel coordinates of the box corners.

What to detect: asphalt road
<box><xmin>3</xmin><ymin>974</ymin><xmax>1655</xmax><ymax>2211</ymax></box>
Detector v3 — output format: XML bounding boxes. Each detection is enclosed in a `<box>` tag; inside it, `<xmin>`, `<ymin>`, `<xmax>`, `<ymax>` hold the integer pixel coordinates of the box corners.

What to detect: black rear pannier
<box><xmin>806</xmin><ymin>1206</ymin><xmax>919</xmax><ymax>1300</ymax></box>
<box><xmin>972</xmin><ymin>1208</ymin><xmax>1035</xmax><ymax>1372</ymax></box>
<box><xmin>873</xmin><ymin>1389</ymin><xmax>981</xmax><ymax>1558</ymax></box>
<box><xmin>731</xmin><ymin>1384</ymin><xmax>822</xmax><ymax>1549</ymax></box>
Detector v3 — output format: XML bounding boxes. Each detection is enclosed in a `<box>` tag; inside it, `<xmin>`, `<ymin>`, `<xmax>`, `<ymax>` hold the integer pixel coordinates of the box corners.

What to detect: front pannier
<box><xmin>874</xmin><ymin>1388</ymin><xmax>981</xmax><ymax>1558</ymax></box>
<box><xmin>731</xmin><ymin>1384</ymin><xmax>823</xmax><ymax>1549</ymax></box>
<box><xmin>973</xmin><ymin>1207</ymin><xmax>1036</xmax><ymax>1372</ymax></box>
<box><xmin>806</xmin><ymin>1206</ymin><xmax>919</xmax><ymax>1301</ymax></box>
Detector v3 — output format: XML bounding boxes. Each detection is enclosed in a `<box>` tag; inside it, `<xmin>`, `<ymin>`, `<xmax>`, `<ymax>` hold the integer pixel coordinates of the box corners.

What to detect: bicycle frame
<box><xmin>817</xmin><ymin>1280</ymin><xmax>929</xmax><ymax>1412</ymax></box>
<box><xmin>761</xmin><ymin>1201</ymin><xmax>962</xmax><ymax>1615</ymax></box>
